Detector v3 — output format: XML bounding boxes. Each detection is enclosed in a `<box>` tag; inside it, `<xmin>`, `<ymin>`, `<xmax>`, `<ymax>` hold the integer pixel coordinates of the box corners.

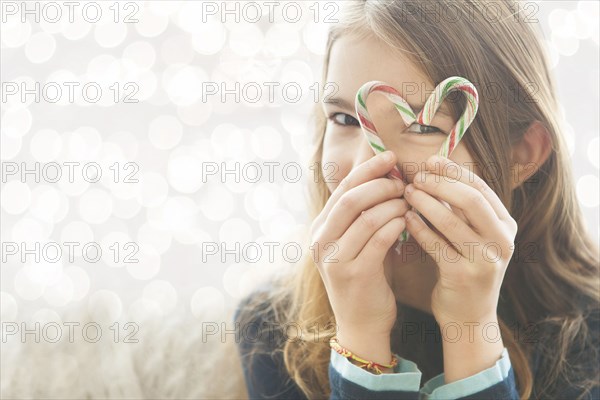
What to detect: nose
<box><xmin>354</xmin><ymin>135</ymin><xmax>377</xmax><ymax>167</ymax></box>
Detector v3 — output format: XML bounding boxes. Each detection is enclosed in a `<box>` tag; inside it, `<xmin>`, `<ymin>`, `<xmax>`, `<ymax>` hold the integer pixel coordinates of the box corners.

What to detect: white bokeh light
<box><xmin>61</xmin><ymin>15</ymin><xmax>91</xmax><ymax>41</ymax></box>
<box><xmin>100</xmin><ymin>230</ymin><xmax>133</xmax><ymax>268</ymax></box>
<box><xmin>112</xmin><ymin>197</ymin><xmax>142</xmax><ymax>219</ymax></box>
<box><xmin>1</xmin><ymin>134</ymin><xmax>22</xmax><ymax>159</ymax></box>
<box><xmin>142</xmin><ymin>280</ymin><xmax>178</xmax><ymax>315</ymax></box>
<box><xmin>148</xmin><ymin>115</ymin><xmax>183</xmax><ymax>150</ymax></box>
<box><xmin>135</xmin><ymin>5</ymin><xmax>169</xmax><ymax>37</ymax></box>
<box><xmin>94</xmin><ymin>20</ymin><xmax>128</xmax><ymax>48</ymax></box>
<box><xmin>14</xmin><ymin>268</ymin><xmax>45</xmax><ymax>301</ymax></box>
<box><xmin>1</xmin><ymin>181</ymin><xmax>31</xmax><ymax>215</ymax></box>
<box><xmin>29</xmin><ymin>185</ymin><xmax>69</xmax><ymax>224</ymax></box>
<box><xmin>0</xmin><ymin>292</ymin><xmax>18</xmax><ymax>321</ymax></box>
<box><xmin>30</xmin><ymin>129</ymin><xmax>63</xmax><ymax>162</ymax></box>
<box><xmin>264</xmin><ymin>24</ymin><xmax>300</xmax><ymax>57</ymax></box>
<box><xmin>176</xmin><ymin>2</ymin><xmax>210</xmax><ymax>33</ymax></box>
<box><xmin>161</xmin><ymin>34</ymin><xmax>194</xmax><ymax>64</ymax></box>
<box><xmin>199</xmin><ymin>184</ymin><xmax>235</xmax><ymax>222</ymax></box>
<box><xmin>177</xmin><ymin>101</ymin><xmax>213</xmax><ymax>126</ymax></box>
<box><xmin>88</xmin><ymin>290</ymin><xmax>123</xmax><ymax>323</ymax></box>
<box><xmin>562</xmin><ymin>122</ymin><xmax>575</xmax><ymax>156</ymax></box>
<box><xmin>136</xmin><ymin>172</ymin><xmax>169</xmax><ymax>207</ymax></box>
<box><xmin>24</xmin><ymin>258</ymin><xmax>64</xmax><ymax>287</ymax></box>
<box><xmin>44</xmin><ymin>69</ymin><xmax>81</xmax><ymax>106</ymax></box>
<box><xmin>126</xmin><ymin>245</ymin><xmax>161</xmax><ymax>280</ymax></box>
<box><xmin>137</xmin><ymin>222</ymin><xmax>173</xmax><ymax>255</ymax></box>
<box><xmin>136</xmin><ymin>69</ymin><xmax>159</xmax><ymax>101</ymax></box>
<box><xmin>78</xmin><ymin>188</ymin><xmax>113</xmax><ymax>224</ymax></box>
<box><xmin>57</xmin><ymin>177</ymin><xmax>90</xmax><ymax>197</ymax></box>
<box><xmin>1</xmin><ymin>19</ymin><xmax>32</xmax><ymax>48</ymax></box>
<box><xmin>246</xmin><ymin>183</ymin><xmax>280</xmax><ymax>219</ymax></box>
<box><xmin>43</xmin><ymin>273</ymin><xmax>74</xmax><ymax>307</ymax></box>
<box><xmin>303</xmin><ymin>21</ymin><xmax>329</xmax><ymax>55</ymax></box>
<box><xmin>551</xmin><ymin>32</ymin><xmax>580</xmax><ymax>57</ymax></box>
<box><xmin>259</xmin><ymin>209</ymin><xmax>297</xmax><ymax>238</ymax></box>
<box><xmin>576</xmin><ymin>175</ymin><xmax>599</xmax><ymax>208</ymax></box>
<box><xmin>2</xmin><ymin>107</ymin><xmax>33</xmax><ymax>138</ymax></box>
<box><xmin>281</xmin><ymin>181</ymin><xmax>307</xmax><ymax>212</ymax></box>
<box><xmin>2</xmin><ymin>76</ymin><xmax>35</xmax><ymax>109</ymax></box>
<box><xmin>588</xmin><ymin>137</ymin><xmax>599</xmax><ymax>169</ymax></box>
<box><xmin>107</xmin><ymin>130</ymin><xmax>139</xmax><ymax>159</ymax></box>
<box><xmin>223</xmin><ymin>263</ymin><xmax>251</xmax><ymax>298</ymax></box>
<box><xmin>123</xmin><ymin>41</ymin><xmax>156</xmax><ymax>72</ymax></box>
<box><xmin>175</xmin><ymin>225</ymin><xmax>211</xmax><ymax>246</ymax></box>
<box><xmin>152</xmin><ymin>196</ymin><xmax>198</xmax><ymax>232</ymax></box>
<box><xmin>577</xmin><ymin>1</ymin><xmax>599</xmax><ymax>45</ymax></box>
<box><xmin>219</xmin><ymin>217</ymin><xmax>253</xmax><ymax>244</ymax></box>
<box><xmin>211</xmin><ymin>123</ymin><xmax>247</xmax><ymax>160</ymax></box>
<box><xmin>190</xmin><ymin>287</ymin><xmax>225</xmax><ymax>319</ymax></box>
<box><xmin>128</xmin><ymin>298</ymin><xmax>162</xmax><ymax>321</ymax></box>
<box><xmin>24</xmin><ymin>32</ymin><xmax>56</xmax><ymax>63</ymax></box>
<box><xmin>167</xmin><ymin>148</ymin><xmax>205</xmax><ymax>193</ymax></box>
<box><xmin>251</xmin><ymin>126</ymin><xmax>283</xmax><ymax>159</ymax></box>
<box><xmin>149</xmin><ymin>1</ymin><xmax>181</xmax><ymax>16</ymax></box>
<box><xmin>65</xmin><ymin>126</ymin><xmax>103</xmax><ymax>161</ymax></box>
<box><xmin>162</xmin><ymin>64</ymin><xmax>208</xmax><ymax>106</ymax></box>
<box><xmin>85</xmin><ymin>54</ymin><xmax>121</xmax><ymax>90</ymax></box>
<box><xmin>229</xmin><ymin>24</ymin><xmax>264</xmax><ymax>57</ymax></box>
<box><xmin>60</xmin><ymin>221</ymin><xmax>94</xmax><ymax>248</ymax></box>
<box><xmin>31</xmin><ymin>309</ymin><xmax>62</xmax><ymax>324</ymax></box>
<box><xmin>11</xmin><ymin>217</ymin><xmax>51</xmax><ymax>244</ymax></box>
<box><xmin>63</xmin><ymin>266</ymin><xmax>91</xmax><ymax>302</ymax></box>
<box><xmin>191</xmin><ymin>21</ymin><xmax>227</xmax><ymax>55</ymax></box>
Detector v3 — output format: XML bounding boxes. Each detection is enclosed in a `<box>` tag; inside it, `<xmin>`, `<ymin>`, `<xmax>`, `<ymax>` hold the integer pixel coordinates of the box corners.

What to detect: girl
<box><xmin>234</xmin><ymin>1</ymin><xmax>600</xmax><ymax>399</ymax></box>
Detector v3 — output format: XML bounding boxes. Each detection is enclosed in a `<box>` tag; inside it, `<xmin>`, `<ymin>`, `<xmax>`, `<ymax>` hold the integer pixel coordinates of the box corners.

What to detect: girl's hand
<box><xmin>310</xmin><ymin>151</ymin><xmax>409</xmax><ymax>365</ymax></box>
<box><xmin>403</xmin><ymin>155</ymin><xmax>518</xmax><ymax>327</ymax></box>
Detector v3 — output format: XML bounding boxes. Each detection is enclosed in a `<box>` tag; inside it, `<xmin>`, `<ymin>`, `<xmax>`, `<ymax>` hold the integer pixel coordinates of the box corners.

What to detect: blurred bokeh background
<box><xmin>0</xmin><ymin>0</ymin><xmax>598</xmax><ymax>397</ymax></box>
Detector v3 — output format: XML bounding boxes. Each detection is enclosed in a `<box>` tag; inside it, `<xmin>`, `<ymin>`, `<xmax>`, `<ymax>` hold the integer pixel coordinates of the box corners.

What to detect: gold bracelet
<box><xmin>329</xmin><ymin>336</ymin><xmax>398</xmax><ymax>375</ymax></box>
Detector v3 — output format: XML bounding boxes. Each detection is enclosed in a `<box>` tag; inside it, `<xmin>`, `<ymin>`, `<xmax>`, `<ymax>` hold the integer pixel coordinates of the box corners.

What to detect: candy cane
<box><xmin>355</xmin><ymin>76</ymin><xmax>479</xmax><ymax>250</ymax></box>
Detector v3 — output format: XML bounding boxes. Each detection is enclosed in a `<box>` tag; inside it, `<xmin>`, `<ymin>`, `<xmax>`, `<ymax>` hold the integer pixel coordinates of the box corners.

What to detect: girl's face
<box><xmin>321</xmin><ymin>34</ymin><xmax>482</xmax><ymax>193</ymax></box>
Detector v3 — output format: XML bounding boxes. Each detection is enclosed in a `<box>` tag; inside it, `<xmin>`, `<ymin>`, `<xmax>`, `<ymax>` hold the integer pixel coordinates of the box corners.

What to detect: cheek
<box><xmin>443</xmin><ymin>144</ymin><xmax>482</xmax><ymax>176</ymax></box>
<box><xmin>321</xmin><ymin>134</ymin><xmax>353</xmax><ymax>194</ymax></box>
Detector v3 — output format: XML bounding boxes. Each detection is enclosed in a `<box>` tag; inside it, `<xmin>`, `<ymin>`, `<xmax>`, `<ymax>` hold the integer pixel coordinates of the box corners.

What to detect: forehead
<box><xmin>326</xmin><ymin>34</ymin><xmax>435</xmax><ymax>109</ymax></box>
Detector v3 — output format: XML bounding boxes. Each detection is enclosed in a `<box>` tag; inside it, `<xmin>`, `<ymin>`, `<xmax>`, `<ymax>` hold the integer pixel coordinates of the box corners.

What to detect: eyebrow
<box><xmin>323</xmin><ymin>96</ymin><xmax>454</xmax><ymax>118</ymax></box>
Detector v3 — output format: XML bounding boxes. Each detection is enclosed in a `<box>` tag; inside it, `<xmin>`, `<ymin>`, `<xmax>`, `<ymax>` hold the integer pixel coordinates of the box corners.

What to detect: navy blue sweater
<box><xmin>233</xmin><ymin>287</ymin><xmax>599</xmax><ymax>399</ymax></box>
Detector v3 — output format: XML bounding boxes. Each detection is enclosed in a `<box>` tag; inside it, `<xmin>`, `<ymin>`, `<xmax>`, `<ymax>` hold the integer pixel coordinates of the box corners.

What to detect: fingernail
<box><xmin>405</xmin><ymin>210</ymin><xmax>414</xmax><ymax>220</ymax></box>
<box><xmin>405</xmin><ymin>184</ymin><xmax>414</xmax><ymax>194</ymax></box>
<box><xmin>382</xmin><ymin>151</ymin><xmax>393</xmax><ymax>162</ymax></box>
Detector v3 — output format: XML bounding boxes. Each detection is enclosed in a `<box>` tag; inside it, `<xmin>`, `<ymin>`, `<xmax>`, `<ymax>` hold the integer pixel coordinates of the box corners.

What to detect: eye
<box><xmin>407</xmin><ymin>123</ymin><xmax>441</xmax><ymax>134</ymax></box>
<box><xmin>327</xmin><ymin>112</ymin><xmax>360</xmax><ymax>127</ymax></box>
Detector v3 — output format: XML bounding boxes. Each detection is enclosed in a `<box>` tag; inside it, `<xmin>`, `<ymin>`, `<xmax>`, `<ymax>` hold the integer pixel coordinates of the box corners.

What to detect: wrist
<box><xmin>436</xmin><ymin>314</ymin><xmax>500</xmax><ymax>342</ymax></box>
<box><xmin>438</xmin><ymin>316</ymin><xmax>505</xmax><ymax>383</ymax></box>
<box><xmin>335</xmin><ymin>331</ymin><xmax>393</xmax><ymax>367</ymax></box>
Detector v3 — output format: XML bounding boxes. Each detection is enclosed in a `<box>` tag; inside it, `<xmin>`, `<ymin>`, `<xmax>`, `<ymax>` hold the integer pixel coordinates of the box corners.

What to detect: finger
<box><xmin>412</xmin><ymin>170</ymin><xmax>503</xmax><ymax>239</ymax></box>
<box><xmin>404</xmin><ymin>184</ymin><xmax>479</xmax><ymax>245</ymax></box>
<box><xmin>338</xmin><ymin>198</ymin><xmax>409</xmax><ymax>260</ymax></box>
<box><xmin>440</xmin><ymin>198</ymin><xmax>468</xmax><ymax>224</ymax></box>
<box><xmin>425</xmin><ymin>155</ymin><xmax>512</xmax><ymax>222</ymax></box>
<box><xmin>356</xmin><ymin>217</ymin><xmax>406</xmax><ymax>266</ymax></box>
<box><xmin>322</xmin><ymin>177</ymin><xmax>405</xmax><ymax>240</ymax></box>
<box><xmin>404</xmin><ymin>209</ymin><xmax>462</xmax><ymax>262</ymax></box>
<box><xmin>320</xmin><ymin>151</ymin><xmax>400</xmax><ymax>220</ymax></box>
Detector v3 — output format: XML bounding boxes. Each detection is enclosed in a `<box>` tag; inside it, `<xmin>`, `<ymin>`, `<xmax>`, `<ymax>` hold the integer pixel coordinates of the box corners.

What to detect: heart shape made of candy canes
<box><xmin>354</xmin><ymin>76</ymin><xmax>479</xmax><ymax>249</ymax></box>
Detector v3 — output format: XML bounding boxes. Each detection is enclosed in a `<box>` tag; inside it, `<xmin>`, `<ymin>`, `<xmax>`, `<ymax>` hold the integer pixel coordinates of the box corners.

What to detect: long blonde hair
<box><xmin>236</xmin><ymin>1</ymin><xmax>599</xmax><ymax>399</ymax></box>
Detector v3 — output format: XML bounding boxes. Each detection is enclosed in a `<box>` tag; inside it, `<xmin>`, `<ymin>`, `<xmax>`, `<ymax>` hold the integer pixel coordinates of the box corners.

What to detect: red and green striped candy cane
<box><xmin>418</xmin><ymin>76</ymin><xmax>479</xmax><ymax>158</ymax></box>
<box><xmin>354</xmin><ymin>76</ymin><xmax>479</xmax><ymax>249</ymax></box>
